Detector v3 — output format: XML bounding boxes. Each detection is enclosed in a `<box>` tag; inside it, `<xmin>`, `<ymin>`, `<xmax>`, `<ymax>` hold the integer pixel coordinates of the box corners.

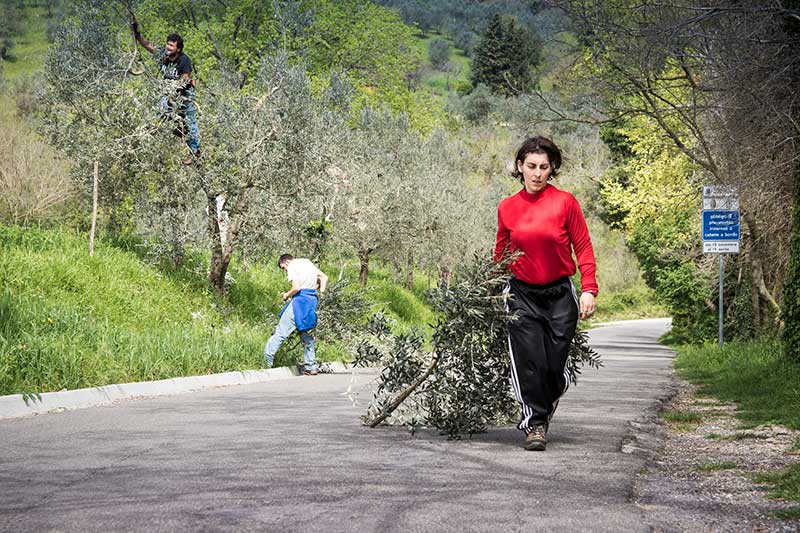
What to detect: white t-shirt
<box><xmin>286</xmin><ymin>258</ymin><xmax>322</xmax><ymax>290</ymax></box>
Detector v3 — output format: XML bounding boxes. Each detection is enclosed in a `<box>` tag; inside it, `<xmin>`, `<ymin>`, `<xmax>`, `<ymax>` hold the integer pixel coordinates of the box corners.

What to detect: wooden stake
<box><xmin>89</xmin><ymin>161</ymin><xmax>99</xmax><ymax>256</ymax></box>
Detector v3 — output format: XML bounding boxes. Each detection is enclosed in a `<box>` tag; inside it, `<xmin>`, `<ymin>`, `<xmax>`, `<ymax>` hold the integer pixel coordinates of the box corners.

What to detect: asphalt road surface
<box><xmin>0</xmin><ymin>318</ymin><xmax>674</xmax><ymax>532</ymax></box>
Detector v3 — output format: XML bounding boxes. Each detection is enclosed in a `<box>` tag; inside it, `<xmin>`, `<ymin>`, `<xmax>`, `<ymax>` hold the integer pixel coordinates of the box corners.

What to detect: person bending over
<box><xmin>264</xmin><ymin>254</ymin><xmax>328</xmax><ymax>375</ymax></box>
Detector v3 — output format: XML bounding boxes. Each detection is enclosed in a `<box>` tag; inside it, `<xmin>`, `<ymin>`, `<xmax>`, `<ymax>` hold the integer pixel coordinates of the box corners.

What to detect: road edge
<box><xmin>0</xmin><ymin>362</ymin><xmax>351</xmax><ymax>420</ymax></box>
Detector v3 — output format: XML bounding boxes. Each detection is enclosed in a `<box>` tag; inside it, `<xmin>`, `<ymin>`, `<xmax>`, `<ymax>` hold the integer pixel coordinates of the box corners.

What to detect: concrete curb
<box><xmin>0</xmin><ymin>362</ymin><xmax>352</xmax><ymax>420</ymax></box>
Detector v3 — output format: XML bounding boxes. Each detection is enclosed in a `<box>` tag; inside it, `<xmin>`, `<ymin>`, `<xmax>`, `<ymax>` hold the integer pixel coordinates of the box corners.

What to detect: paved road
<box><xmin>0</xmin><ymin>318</ymin><xmax>674</xmax><ymax>532</ymax></box>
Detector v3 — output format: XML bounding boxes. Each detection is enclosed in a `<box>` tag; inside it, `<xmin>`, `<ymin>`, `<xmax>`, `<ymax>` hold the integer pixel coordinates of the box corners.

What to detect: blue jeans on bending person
<box><xmin>263</xmin><ymin>302</ymin><xmax>318</xmax><ymax>371</ymax></box>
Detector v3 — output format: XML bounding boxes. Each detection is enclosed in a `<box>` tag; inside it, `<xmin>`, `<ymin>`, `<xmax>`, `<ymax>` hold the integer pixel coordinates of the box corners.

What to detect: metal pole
<box><xmin>718</xmin><ymin>253</ymin><xmax>724</xmax><ymax>346</ymax></box>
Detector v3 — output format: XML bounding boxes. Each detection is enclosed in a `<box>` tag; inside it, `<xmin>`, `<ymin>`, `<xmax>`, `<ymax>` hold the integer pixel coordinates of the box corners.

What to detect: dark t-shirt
<box><xmin>157</xmin><ymin>49</ymin><xmax>192</xmax><ymax>80</ymax></box>
<box><xmin>153</xmin><ymin>48</ymin><xmax>194</xmax><ymax>98</ymax></box>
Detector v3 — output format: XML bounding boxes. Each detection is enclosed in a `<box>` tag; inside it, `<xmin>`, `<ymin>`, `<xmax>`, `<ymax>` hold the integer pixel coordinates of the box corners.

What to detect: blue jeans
<box><xmin>160</xmin><ymin>94</ymin><xmax>200</xmax><ymax>153</ymax></box>
<box><xmin>264</xmin><ymin>302</ymin><xmax>318</xmax><ymax>371</ymax></box>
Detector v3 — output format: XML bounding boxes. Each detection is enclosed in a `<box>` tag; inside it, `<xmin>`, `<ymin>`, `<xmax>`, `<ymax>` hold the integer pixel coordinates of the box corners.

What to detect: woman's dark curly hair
<box><xmin>511</xmin><ymin>136</ymin><xmax>562</xmax><ymax>184</ymax></box>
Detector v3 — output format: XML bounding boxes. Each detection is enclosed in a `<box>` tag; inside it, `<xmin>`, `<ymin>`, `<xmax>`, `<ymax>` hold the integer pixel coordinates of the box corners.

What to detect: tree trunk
<box><xmin>167</xmin><ymin>171</ymin><xmax>186</xmax><ymax>269</ymax></box>
<box><xmin>207</xmin><ymin>194</ymin><xmax>228</xmax><ymax>293</ymax></box>
<box><xmin>169</xmin><ymin>199</ymin><xmax>185</xmax><ymax>269</ymax></box>
<box><xmin>405</xmin><ymin>251</ymin><xmax>414</xmax><ymax>291</ymax></box>
<box><xmin>358</xmin><ymin>249</ymin><xmax>371</xmax><ymax>287</ymax></box>
<box><xmin>752</xmin><ymin>270</ymin><xmax>761</xmax><ymax>334</ymax></box>
<box><xmin>439</xmin><ymin>266</ymin><xmax>452</xmax><ymax>287</ymax></box>
<box><xmin>742</xmin><ymin>211</ymin><xmax>782</xmax><ymax>324</ymax></box>
<box><xmin>89</xmin><ymin>161</ymin><xmax>98</xmax><ymax>257</ymax></box>
<box><xmin>783</xmin><ymin>180</ymin><xmax>800</xmax><ymax>359</ymax></box>
<box><xmin>171</xmin><ymin>224</ymin><xmax>185</xmax><ymax>268</ymax></box>
<box><xmin>206</xmin><ymin>189</ymin><xmax>251</xmax><ymax>293</ymax></box>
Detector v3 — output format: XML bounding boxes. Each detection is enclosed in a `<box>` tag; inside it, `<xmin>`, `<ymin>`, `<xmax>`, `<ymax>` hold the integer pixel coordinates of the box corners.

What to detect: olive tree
<box><xmin>39</xmin><ymin>2</ymin><xmax>339</xmax><ymax>292</ymax></box>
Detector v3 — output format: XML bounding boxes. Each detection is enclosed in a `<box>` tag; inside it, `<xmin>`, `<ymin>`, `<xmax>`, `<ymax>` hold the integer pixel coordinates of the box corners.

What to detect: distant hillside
<box><xmin>371</xmin><ymin>0</ymin><xmax>570</xmax><ymax>56</ymax></box>
<box><xmin>0</xmin><ymin>2</ymin><xmax>52</xmax><ymax>79</ymax></box>
<box><xmin>411</xmin><ymin>31</ymin><xmax>471</xmax><ymax>95</ymax></box>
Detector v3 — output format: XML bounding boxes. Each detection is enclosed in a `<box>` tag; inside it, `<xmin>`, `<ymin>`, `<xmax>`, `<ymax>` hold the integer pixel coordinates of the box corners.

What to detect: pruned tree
<box><xmin>355</xmin><ymin>252</ymin><xmax>602</xmax><ymax>438</ymax></box>
<box><xmin>428</xmin><ymin>37</ymin><xmax>451</xmax><ymax>70</ymax></box>
<box><xmin>38</xmin><ymin>2</ymin><xmax>340</xmax><ymax>292</ymax></box>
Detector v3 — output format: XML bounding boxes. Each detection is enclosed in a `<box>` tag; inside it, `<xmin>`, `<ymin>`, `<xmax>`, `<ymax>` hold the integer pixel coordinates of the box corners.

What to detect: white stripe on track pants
<box><xmin>504</xmin><ymin>276</ymin><xmax>579</xmax><ymax>433</ymax></box>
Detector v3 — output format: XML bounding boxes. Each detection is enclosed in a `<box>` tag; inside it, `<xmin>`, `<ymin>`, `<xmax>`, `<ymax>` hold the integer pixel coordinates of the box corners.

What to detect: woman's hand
<box><xmin>579</xmin><ymin>292</ymin><xmax>596</xmax><ymax>320</ymax></box>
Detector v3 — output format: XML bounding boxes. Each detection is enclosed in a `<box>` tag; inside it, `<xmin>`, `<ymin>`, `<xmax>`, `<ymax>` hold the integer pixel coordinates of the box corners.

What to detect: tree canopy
<box><xmin>470</xmin><ymin>13</ymin><xmax>542</xmax><ymax>96</ymax></box>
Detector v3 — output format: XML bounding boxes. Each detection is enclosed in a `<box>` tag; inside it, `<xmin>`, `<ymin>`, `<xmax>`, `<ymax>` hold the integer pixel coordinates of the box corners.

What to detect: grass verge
<box><xmin>0</xmin><ymin>224</ymin><xmax>435</xmax><ymax>395</ymax></box>
<box><xmin>697</xmin><ymin>461</ymin><xmax>738</xmax><ymax>472</ymax></box>
<box><xmin>675</xmin><ymin>338</ymin><xmax>800</xmax><ymax>511</ymax></box>
<box><xmin>660</xmin><ymin>409</ymin><xmax>703</xmax><ymax>424</ymax></box>
<box><xmin>674</xmin><ymin>339</ymin><xmax>800</xmax><ymax>429</ymax></box>
<box><xmin>756</xmin><ymin>464</ymin><xmax>800</xmax><ymax>519</ymax></box>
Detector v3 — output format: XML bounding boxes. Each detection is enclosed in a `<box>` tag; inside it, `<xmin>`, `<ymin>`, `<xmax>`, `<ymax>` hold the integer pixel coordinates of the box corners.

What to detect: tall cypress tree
<box><xmin>470</xmin><ymin>14</ymin><xmax>541</xmax><ymax>96</ymax></box>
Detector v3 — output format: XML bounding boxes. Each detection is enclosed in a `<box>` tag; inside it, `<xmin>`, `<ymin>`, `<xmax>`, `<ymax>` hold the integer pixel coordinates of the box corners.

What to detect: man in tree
<box><xmin>264</xmin><ymin>254</ymin><xmax>328</xmax><ymax>375</ymax></box>
<box><xmin>131</xmin><ymin>20</ymin><xmax>201</xmax><ymax>165</ymax></box>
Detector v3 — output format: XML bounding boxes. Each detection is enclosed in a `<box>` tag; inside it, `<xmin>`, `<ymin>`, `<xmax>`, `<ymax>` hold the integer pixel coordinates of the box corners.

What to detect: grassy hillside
<box><xmin>412</xmin><ymin>31</ymin><xmax>471</xmax><ymax>95</ymax></box>
<box><xmin>0</xmin><ymin>3</ymin><xmax>665</xmax><ymax>398</ymax></box>
<box><xmin>1</xmin><ymin>4</ymin><xmax>50</xmax><ymax>79</ymax></box>
<box><xmin>0</xmin><ymin>224</ymin><xmax>435</xmax><ymax>396</ymax></box>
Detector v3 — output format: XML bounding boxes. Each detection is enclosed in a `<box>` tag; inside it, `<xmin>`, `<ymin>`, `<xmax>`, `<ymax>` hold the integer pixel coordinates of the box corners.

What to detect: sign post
<box><xmin>702</xmin><ymin>186</ymin><xmax>740</xmax><ymax>346</ymax></box>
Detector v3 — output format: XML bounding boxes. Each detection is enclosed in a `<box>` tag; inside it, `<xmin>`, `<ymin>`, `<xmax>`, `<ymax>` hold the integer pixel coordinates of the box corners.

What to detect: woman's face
<box><xmin>517</xmin><ymin>152</ymin><xmax>552</xmax><ymax>194</ymax></box>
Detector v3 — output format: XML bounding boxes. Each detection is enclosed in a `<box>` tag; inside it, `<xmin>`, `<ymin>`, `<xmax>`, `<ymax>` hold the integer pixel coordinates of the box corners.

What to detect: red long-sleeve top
<box><xmin>494</xmin><ymin>184</ymin><xmax>598</xmax><ymax>295</ymax></box>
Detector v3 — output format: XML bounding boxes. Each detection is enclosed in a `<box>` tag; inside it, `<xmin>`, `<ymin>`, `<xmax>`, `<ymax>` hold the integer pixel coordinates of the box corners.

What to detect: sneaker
<box><xmin>524</xmin><ymin>424</ymin><xmax>547</xmax><ymax>451</ymax></box>
<box><xmin>302</xmin><ymin>369</ymin><xmax>319</xmax><ymax>376</ymax></box>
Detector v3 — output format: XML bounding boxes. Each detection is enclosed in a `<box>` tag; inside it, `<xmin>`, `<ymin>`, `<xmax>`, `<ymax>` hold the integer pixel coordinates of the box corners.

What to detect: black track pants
<box><xmin>504</xmin><ymin>276</ymin><xmax>579</xmax><ymax>432</ymax></box>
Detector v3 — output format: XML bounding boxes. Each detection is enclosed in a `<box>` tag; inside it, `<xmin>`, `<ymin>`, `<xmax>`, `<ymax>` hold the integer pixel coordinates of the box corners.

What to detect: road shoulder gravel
<box><xmin>632</xmin><ymin>379</ymin><xmax>800</xmax><ymax>532</ymax></box>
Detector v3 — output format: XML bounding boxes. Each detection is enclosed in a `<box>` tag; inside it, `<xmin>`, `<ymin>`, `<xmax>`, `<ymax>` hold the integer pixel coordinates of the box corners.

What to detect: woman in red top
<box><xmin>495</xmin><ymin>136</ymin><xmax>598</xmax><ymax>451</ymax></box>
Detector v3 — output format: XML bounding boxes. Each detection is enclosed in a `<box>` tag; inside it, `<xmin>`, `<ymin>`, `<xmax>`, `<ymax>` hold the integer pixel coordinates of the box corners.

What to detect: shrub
<box><xmin>0</xmin><ymin>116</ymin><xmax>74</xmax><ymax>225</ymax></box>
<box><xmin>428</xmin><ymin>38</ymin><xmax>451</xmax><ymax>69</ymax></box>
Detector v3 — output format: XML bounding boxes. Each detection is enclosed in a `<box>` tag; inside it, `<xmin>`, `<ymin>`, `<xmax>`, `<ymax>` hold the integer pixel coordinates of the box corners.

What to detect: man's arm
<box><xmin>317</xmin><ymin>271</ymin><xmax>328</xmax><ymax>294</ymax></box>
<box><xmin>131</xmin><ymin>21</ymin><xmax>156</xmax><ymax>54</ymax></box>
<box><xmin>282</xmin><ymin>280</ymin><xmax>302</xmax><ymax>302</ymax></box>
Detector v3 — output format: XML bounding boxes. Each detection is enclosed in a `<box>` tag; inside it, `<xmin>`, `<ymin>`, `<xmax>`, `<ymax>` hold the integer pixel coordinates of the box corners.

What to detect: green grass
<box><xmin>697</xmin><ymin>461</ymin><xmax>738</xmax><ymax>472</ymax></box>
<box><xmin>660</xmin><ymin>410</ymin><xmax>704</xmax><ymax>432</ymax></box>
<box><xmin>726</xmin><ymin>432</ymin><xmax>768</xmax><ymax>441</ymax></box>
<box><xmin>674</xmin><ymin>339</ymin><xmax>800</xmax><ymax>429</ymax></box>
<box><xmin>592</xmin><ymin>284</ymin><xmax>667</xmax><ymax>322</ymax></box>
<box><xmin>0</xmin><ymin>224</ymin><xmax>436</xmax><ymax>395</ymax></box>
<box><xmin>0</xmin><ymin>224</ymin><xmax>260</xmax><ymax>394</ymax></box>
<box><xmin>773</xmin><ymin>507</ymin><xmax>800</xmax><ymax>520</ymax></box>
<box><xmin>411</xmin><ymin>31</ymin><xmax>471</xmax><ymax>95</ymax></box>
<box><xmin>676</xmin><ymin>338</ymin><xmax>800</xmax><ymax>514</ymax></box>
<box><xmin>660</xmin><ymin>410</ymin><xmax>703</xmax><ymax>424</ymax></box>
<box><xmin>2</xmin><ymin>5</ymin><xmax>50</xmax><ymax>79</ymax></box>
<box><xmin>0</xmin><ymin>224</ymin><xmax>438</xmax><ymax>394</ymax></box>
<box><xmin>756</xmin><ymin>464</ymin><xmax>800</xmax><ymax>511</ymax></box>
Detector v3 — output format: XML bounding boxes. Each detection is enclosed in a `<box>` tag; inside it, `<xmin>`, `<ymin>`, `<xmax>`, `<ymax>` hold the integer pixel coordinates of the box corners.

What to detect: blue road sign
<box><xmin>702</xmin><ymin>210</ymin><xmax>740</xmax><ymax>241</ymax></box>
